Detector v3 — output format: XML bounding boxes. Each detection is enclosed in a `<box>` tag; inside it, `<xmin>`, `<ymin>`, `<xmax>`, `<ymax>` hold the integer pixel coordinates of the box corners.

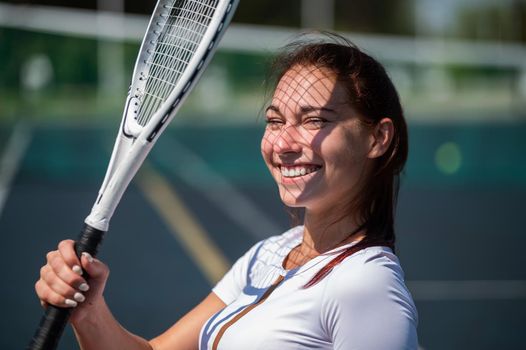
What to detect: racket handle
<box><xmin>28</xmin><ymin>224</ymin><xmax>106</xmax><ymax>350</ymax></box>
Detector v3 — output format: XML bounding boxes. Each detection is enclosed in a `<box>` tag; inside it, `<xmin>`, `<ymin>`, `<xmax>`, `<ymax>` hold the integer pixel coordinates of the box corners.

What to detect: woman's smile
<box><xmin>280</xmin><ymin>164</ymin><xmax>320</xmax><ymax>178</ymax></box>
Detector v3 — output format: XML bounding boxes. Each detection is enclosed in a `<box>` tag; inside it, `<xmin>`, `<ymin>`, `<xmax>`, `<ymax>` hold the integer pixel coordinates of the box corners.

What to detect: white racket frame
<box><xmin>85</xmin><ymin>0</ymin><xmax>238</xmax><ymax>231</ymax></box>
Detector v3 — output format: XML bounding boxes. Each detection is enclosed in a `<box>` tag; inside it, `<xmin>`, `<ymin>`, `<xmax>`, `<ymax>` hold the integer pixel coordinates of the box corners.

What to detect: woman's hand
<box><xmin>34</xmin><ymin>240</ymin><xmax>226</xmax><ymax>350</ymax></box>
<box><xmin>35</xmin><ymin>239</ymin><xmax>110</xmax><ymax>324</ymax></box>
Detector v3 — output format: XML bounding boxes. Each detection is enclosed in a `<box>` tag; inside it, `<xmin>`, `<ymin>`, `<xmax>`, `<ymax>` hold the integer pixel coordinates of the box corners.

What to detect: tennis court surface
<box><xmin>0</xmin><ymin>121</ymin><xmax>525</xmax><ymax>349</ymax></box>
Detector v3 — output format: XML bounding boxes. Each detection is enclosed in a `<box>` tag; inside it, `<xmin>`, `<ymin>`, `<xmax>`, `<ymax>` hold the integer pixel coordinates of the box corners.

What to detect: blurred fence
<box><xmin>1</xmin><ymin>2</ymin><xmax>525</xmax><ymax>124</ymax></box>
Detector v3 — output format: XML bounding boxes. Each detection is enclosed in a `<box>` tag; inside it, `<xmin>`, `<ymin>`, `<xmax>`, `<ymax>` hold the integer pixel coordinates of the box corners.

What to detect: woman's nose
<box><xmin>273</xmin><ymin>125</ymin><xmax>303</xmax><ymax>154</ymax></box>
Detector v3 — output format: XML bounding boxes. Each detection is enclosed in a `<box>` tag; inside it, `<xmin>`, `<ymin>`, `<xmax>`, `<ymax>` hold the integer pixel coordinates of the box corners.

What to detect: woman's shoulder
<box><xmin>325</xmin><ymin>246</ymin><xmax>410</xmax><ymax>299</ymax></box>
<box><xmin>320</xmin><ymin>246</ymin><xmax>419</xmax><ymax>347</ymax></box>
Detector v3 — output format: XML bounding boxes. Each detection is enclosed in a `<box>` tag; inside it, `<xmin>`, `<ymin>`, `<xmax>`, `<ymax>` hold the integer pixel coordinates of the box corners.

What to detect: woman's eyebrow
<box><xmin>265</xmin><ymin>105</ymin><xmax>282</xmax><ymax>115</ymax></box>
<box><xmin>299</xmin><ymin>105</ymin><xmax>338</xmax><ymax>115</ymax></box>
<box><xmin>265</xmin><ymin>104</ymin><xmax>339</xmax><ymax>116</ymax></box>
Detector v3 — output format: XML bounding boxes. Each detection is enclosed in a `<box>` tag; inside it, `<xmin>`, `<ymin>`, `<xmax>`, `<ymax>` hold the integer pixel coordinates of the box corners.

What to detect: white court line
<box><xmin>407</xmin><ymin>280</ymin><xmax>526</xmax><ymax>301</ymax></box>
<box><xmin>0</xmin><ymin>122</ymin><xmax>32</xmax><ymax>219</ymax></box>
<box><xmin>154</xmin><ymin>136</ymin><xmax>283</xmax><ymax>240</ymax></box>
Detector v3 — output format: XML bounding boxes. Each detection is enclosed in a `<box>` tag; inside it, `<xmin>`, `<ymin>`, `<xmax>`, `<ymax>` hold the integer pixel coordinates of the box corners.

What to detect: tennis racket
<box><xmin>28</xmin><ymin>0</ymin><xmax>239</xmax><ymax>349</ymax></box>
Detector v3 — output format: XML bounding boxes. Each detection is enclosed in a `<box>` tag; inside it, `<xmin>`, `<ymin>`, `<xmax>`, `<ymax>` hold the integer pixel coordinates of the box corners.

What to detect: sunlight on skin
<box><xmin>261</xmin><ymin>64</ymin><xmax>373</xmax><ymax>217</ymax></box>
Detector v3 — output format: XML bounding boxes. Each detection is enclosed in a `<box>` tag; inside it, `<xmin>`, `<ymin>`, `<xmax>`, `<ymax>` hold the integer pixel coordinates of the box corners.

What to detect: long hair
<box><xmin>267</xmin><ymin>33</ymin><xmax>408</xmax><ymax>287</ymax></box>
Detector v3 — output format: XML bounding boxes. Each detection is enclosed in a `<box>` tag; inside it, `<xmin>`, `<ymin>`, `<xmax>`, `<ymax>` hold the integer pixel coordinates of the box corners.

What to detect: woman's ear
<box><xmin>368</xmin><ymin>118</ymin><xmax>394</xmax><ymax>159</ymax></box>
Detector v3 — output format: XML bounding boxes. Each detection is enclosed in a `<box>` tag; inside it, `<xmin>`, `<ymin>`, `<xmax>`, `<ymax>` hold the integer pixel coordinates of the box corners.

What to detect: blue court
<box><xmin>0</xmin><ymin>121</ymin><xmax>525</xmax><ymax>349</ymax></box>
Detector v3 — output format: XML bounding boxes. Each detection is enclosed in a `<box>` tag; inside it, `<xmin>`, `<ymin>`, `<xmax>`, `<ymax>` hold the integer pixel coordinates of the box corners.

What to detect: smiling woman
<box><xmin>264</xmin><ymin>34</ymin><xmax>408</xmax><ymax>248</ymax></box>
<box><xmin>201</xmin><ymin>34</ymin><xmax>417</xmax><ymax>349</ymax></box>
<box><xmin>34</xmin><ymin>33</ymin><xmax>417</xmax><ymax>350</ymax></box>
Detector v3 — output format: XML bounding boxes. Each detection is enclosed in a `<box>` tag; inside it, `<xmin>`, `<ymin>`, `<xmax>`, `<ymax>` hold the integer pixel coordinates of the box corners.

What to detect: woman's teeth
<box><xmin>280</xmin><ymin>166</ymin><xmax>320</xmax><ymax>178</ymax></box>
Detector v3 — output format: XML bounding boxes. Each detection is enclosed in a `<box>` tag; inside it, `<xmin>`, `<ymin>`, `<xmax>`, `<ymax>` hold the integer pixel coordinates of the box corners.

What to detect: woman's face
<box><xmin>261</xmin><ymin>65</ymin><xmax>374</xmax><ymax>213</ymax></box>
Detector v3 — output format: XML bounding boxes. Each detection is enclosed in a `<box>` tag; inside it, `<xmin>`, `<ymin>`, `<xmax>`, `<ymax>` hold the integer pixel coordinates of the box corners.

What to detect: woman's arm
<box><xmin>35</xmin><ymin>240</ymin><xmax>225</xmax><ymax>350</ymax></box>
<box><xmin>72</xmin><ymin>292</ymin><xmax>225</xmax><ymax>350</ymax></box>
<box><xmin>149</xmin><ymin>292</ymin><xmax>225</xmax><ymax>350</ymax></box>
<box><xmin>72</xmin><ymin>297</ymin><xmax>153</xmax><ymax>350</ymax></box>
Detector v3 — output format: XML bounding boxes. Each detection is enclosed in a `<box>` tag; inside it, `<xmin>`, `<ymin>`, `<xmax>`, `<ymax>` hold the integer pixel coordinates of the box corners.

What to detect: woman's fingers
<box><xmin>40</xmin><ymin>264</ymin><xmax>83</xmax><ymax>297</ymax></box>
<box><xmin>80</xmin><ymin>252</ymin><xmax>109</xmax><ymax>280</ymax></box>
<box><xmin>79</xmin><ymin>253</ymin><xmax>110</xmax><ymax>299</ymax></box>
<box><xmin>47</xmin><ymin>249</ymin><xmax>86</xmax><ymax>290</ymax></box>
<box><xmin>35</xmin><ymin>278</ymin><xmax>82</xmax><ymax>308</ymax></box>
<box><xmin>58</xmin><ymin>239</ymin><xmax>83</xmax><ymax>275</ymax></box>
<box><xmin>37</xmin><ymin>240</ymin><xmax>92</xmax><ymax>308</ymax></box>
<box><xmin>56</xmin><ymin>239</ymin><xmax>109</xmax><ymax>282</ymax></box>
<box><xmin>36</xmin><ymin>240</ymin><xmax>110</xmax><ymax>310</ymax></box>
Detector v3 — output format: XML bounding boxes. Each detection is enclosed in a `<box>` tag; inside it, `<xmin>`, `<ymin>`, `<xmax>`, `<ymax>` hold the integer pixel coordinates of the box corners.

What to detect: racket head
<box><xmin>86</xmin><ymin>0</ymin><xmax>239</xmax><ymax>231</ymax></box>
<box><xmin>124</xmin><ymin>0</ymin><xmax>239</xmax><ymax>139</ymax></box>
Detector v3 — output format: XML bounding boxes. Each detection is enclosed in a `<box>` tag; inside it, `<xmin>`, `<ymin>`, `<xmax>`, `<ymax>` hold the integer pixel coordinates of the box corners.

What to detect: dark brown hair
<box><xmin>268</xmin><ymin>32</ymin><xmax>408</xmax><ymax>287</ymax></box>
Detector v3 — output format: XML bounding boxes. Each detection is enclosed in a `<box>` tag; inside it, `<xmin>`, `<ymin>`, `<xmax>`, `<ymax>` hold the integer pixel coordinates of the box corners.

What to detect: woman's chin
<box><xmin>278</xmin><ymin>190</ymin><xmax>310</xmax><ymax>208</ymax></box>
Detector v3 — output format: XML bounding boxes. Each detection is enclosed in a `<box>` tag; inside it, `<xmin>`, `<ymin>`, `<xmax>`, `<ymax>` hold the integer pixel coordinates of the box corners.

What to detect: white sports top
<box><xmin>199</xmin><ymin>226</ymin><xmax>418</xmax><ymax>350</ymax></box>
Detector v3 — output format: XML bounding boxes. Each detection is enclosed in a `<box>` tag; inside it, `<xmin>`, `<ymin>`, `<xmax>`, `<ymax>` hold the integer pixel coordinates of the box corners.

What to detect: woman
<box><xmin>35</xmin><ymin>34</ymin><xmax>418</xmax><ymax>349</ymax></box>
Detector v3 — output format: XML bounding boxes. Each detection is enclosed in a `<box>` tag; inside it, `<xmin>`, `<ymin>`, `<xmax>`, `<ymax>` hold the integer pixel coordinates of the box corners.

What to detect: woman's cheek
<box><xmin>261</xmin><ymin>132</ymin><xmax>275</xmax><ymax>160</ymax></box>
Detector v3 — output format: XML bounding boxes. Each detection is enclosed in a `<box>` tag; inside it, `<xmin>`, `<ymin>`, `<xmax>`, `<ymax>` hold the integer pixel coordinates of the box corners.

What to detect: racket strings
<box><xmin>138</xmin><ymin>3</ymin><xmax>211</xmax><ymax>124</ymax></box>
<box><xmin>136</xmin><ymin>0</ymin><xmax>218</xmax><ymax>126</ymax></box>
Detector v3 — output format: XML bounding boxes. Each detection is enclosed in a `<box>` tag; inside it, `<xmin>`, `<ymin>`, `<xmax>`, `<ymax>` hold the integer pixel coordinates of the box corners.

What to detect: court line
<box><xmin>153</xmin><ymin>136</ymin><xmax>283</xmax><ymax>241</ymax></box>
<box><xmin>136</xmin><ymin>165</ymin><xmax>230</xmax><ymax>285</ymax></box>
<box><xmin>0</xmin><ymin>122</ymin><xmax>32</xmax><ymax>219</ymax></box>
<box><xmin>407</xmin><ymin>280</ymin><xmax>526</xmax><ymax>301</ymax></box>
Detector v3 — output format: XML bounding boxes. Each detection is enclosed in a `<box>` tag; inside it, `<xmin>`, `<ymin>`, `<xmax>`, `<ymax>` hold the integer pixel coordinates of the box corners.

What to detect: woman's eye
<box><xmin>265</xmin><ymin>118</ymin><xmax>284</xmax><ymax>130</ymax></box>
<box><xmin>303</xmin><ymin>117</ymin><xmax>327</xmax><ymax>130</ymax></box>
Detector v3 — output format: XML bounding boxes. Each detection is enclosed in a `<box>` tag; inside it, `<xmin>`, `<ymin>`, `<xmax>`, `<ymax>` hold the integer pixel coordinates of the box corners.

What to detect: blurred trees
<box><xmin>455</xmin><ymin>1</ymin><xmax>526</xmax><ymax>42</ymax></box>
<box><xmin>234</xmin><ymin>0</ymin><xmax>303</xmax><ymax>27</ymax></box>
<box><xmin>334</xmin><ymin>0</ymin><xmax>414</xmax><ymax>35</ymax></box>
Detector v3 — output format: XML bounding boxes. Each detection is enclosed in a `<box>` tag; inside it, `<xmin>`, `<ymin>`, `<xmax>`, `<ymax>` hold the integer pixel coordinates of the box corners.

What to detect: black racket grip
<box><xmin>28</xmin><ymin>224</ymin><xmax>106</xmax><ymax>350</ymax></box>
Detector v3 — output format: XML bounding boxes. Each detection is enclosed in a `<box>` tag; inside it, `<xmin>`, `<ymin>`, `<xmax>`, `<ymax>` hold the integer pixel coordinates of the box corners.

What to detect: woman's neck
<box><xmin>302</xmin><ymin>210</ymin><xmax>365</xmax><ymax>255</ymax></box>
<box><xmin>282</xmin><ymin>210</ymin><xmax>364</xmax><ymax>271</ymax></box>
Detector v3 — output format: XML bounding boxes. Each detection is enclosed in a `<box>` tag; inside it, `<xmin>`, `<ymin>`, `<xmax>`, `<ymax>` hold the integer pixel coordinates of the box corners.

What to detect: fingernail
<box><xmin>40</xmin><ymin>300</ymin><xmax>47</xmax><ymax>308</ymax></box>
<box><xmin>73</xmin><ymin>292</ymin><xmax>85</xmax><ymax>303</ymax></box>
<box><xmin>82</xmin><ymin>252</ymin><xmax>94</xmax><ymax>263</ymax></box>
<box><xmin>78</xmin><ymin>283</ymin><xmax>90</xmax><ymax>292</ymax></box>
<box><xmin>72</xmin><ymin>265</ymin><xmax>83</xmax><ymax>275</ymax></box>
<box><xmin>65</xmin><ymin>299</ymin><xmax>78</xmax><ymax>307</ymax></box>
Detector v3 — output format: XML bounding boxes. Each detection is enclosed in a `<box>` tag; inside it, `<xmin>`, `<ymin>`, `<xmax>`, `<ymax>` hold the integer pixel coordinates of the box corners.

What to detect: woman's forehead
<box><xmin>272</xmin><ymin>65</ymin><xmax>348</xmax><ymax>108</ymax></box>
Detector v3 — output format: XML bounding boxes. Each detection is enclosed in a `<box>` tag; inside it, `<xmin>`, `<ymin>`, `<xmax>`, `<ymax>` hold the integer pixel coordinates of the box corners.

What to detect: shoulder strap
<box><xmin>304</xmin><ymin>239</ymin><xmax>393</xmax><ymax>288</ymax></box>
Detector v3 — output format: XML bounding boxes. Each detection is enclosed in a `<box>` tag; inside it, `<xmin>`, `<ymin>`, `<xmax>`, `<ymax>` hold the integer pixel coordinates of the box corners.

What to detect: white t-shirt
<box><xmin>199</xmin><ymin>226</ymin><xmax>418</xmax><ymax>350</ymax></box>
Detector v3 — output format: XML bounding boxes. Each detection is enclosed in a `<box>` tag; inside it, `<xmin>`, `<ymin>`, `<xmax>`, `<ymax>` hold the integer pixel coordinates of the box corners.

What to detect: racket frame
<box><xmin>85</xmin><ymin>0</ymin><xmax>238</xmax><ymax>232</ymax></box>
